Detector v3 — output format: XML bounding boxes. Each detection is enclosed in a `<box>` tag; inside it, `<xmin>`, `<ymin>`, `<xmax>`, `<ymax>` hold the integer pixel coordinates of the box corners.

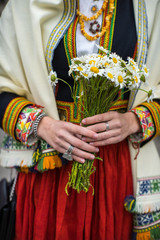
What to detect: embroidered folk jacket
<box><xmin>0</xmin><ymin>0</ymin><xmax>160</xmax><ymax>214</ymax></box>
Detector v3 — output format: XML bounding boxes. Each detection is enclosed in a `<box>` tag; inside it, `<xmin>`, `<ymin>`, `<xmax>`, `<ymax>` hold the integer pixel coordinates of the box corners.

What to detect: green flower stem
<box><xmin>57</xmin><ymin>78</ymin><xmax>73</xmax><ymax>96</ymax></box>
<box><xmin>66</xmin><ymin>77</ymin><xmax>120</xmax><ymax>194</ymax></box>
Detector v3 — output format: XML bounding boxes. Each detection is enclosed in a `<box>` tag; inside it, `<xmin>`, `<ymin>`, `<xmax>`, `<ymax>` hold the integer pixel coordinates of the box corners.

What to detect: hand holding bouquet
<box><xmin>49</xmin><ymin>45</ymin><xmax>154</xmax><ymax>194</ymax></box>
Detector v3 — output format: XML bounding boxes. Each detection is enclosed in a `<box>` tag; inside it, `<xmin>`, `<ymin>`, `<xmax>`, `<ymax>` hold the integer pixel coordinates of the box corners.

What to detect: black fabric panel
<box><xmin>112</xmin><ymin>0</ymin><xmax>137</xmax><ymax>60</ymax></box>
<box><xmin>52</xmin><ymin>39</ymin><xmax>74</xmax><ymax>102</ymax></box>
<box><xmin>112</xmin><ymin>0</ymin><xmax>137</xmax><ymax>100</ymax></box>
<box><xmin>154</xmin><ymin>99</ymin><xmax>160</xmax><ymax>105</ymax></box>
<box><xmin>0</xmin><ymin>92</ymin><xmax>19</xmax><ymax>129</ymax></box>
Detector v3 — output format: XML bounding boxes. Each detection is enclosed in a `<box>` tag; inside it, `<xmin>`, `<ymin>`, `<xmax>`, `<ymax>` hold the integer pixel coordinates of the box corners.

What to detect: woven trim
<box><xmin>137</xmin><ymin>0</ymin><xmax>148</xmax><ymax>68</ymax></box>
<box><xmin>64</xmin><ymin>16</ymin><xmax>78</xmax><ymax>65</ymax></box>
<box><xmin>128</xmin><ymin>0</ymin><xmax>148</xmax><ymax>110</ymax></box>
<box><xmin>57</xmin><ymin>100</ymin><xmax>82</xmax><ymax>123</ymax></box>
<box><xmin>45</xmin><ymin>0</ymin><xmax>76</xmax><ymax>72</ymax></box>
<box><xmin>140</xmin><ymin>102</ymin><xmax>160</xmax><ymax>139</ymax></box>
<box><xmin>57</xmin><ymin>98</ymin><xmax>128</xmax><ymax>124</ymax></box>
<box><xmin>133</xmin><ymin>209</ymin><xmax>160</xmax><ymax>232</ymax></box>
<box><xmin>2</xmin><ymin>97</ymin><xmax>33</xmax><ymax>139</ymax></box>
<box><xmin>134</xmin><ymin>224</ymin><xmax>160</xmax><ymax>233</ymax></box>
<box><xmin>110</xmin><ymin>99</ymin><xmax>128</xmax><ymax>111</ymax></box>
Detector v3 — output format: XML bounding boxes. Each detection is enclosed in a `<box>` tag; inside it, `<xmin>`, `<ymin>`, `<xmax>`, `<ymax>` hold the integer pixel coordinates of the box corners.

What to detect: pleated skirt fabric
<box><xmin>15</xmin><ymin>139</ymin><xmax>133</xmax><ymax>240</ymax></box>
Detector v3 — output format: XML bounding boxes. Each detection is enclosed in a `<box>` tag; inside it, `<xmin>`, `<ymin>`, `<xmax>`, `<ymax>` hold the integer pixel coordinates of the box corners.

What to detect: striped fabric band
<box><xmin>137</xmin><ymin>0</ymin><xmax>148</xmax><ymax>68</ymax></box>
<box><xmin>2</xmin><ymin>97</ymin><xmax>33</xmax><ymax>139</ymax></box>
<box><xmin>64</xmin><ymin>16</ymin><xmax>78</xmax><ymax>65</ymax></box>
<box><xmin>128</xmin><ymin>0</ymin><xmax>148</xmax><ymax>110</ymax></box>
<box><xmin>110</xmin><ymin>99</ymin><xmax>128</xmax><ymax>111</ymax></box>
<box><xmin>140</xmin><ymin>101</ymin><xmax>160</xmax><ymax>139</ymax></box>
<box><xmin>45</xmin><ymin>0</ymin><xmax>76</xmax><ymax>72</ymax></box>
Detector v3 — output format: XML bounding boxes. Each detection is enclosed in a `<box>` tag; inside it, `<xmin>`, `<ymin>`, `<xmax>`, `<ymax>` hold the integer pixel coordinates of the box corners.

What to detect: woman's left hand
<box><xmin>81</xmin><ymin>111</ymin><xmax>141</xmax><ymax>146</ymax></box>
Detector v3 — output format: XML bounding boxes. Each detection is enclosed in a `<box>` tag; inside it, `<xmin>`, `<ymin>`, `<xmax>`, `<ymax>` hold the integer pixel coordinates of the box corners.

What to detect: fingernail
<box><xmin>91</xmin><ymin>155</ymin><xmax>95</xmax><ymax>159</ymax></box>
<box><xmin>96</xmin><ymin>148</ymin><xmax>99</xmax><ymax>152</ymax></box>
<box><xmin>82</xmin><ymin>119</ymin><xmax>86</xmax><ymax>124</ymax></box>
<box><xmin>80</xmin><ymin>159</ymin><xmax>85</xmax><ymax>163</ymax></box>
<box><xmin>94</xmin><ymin>133</ymin><xmax>98</xmax><ymax>138</ymax></box>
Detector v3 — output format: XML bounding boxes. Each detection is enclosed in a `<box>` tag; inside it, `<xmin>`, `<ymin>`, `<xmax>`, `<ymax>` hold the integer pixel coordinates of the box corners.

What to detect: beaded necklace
<box><xmin>77</xmin><ymin>0</ymin><xmax>115</xmax><ymax>41</ymax></box>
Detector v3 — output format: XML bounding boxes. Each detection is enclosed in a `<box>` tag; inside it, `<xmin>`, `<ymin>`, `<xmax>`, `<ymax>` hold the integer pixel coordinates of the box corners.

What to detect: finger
<box><xmin>55</xmin><ymin>145</ymin><xmax>66</xmax><ymax>153</ymax></box>
<box><xmin>82</xmin><ymin>111</ymin><xmax>118</xmax><ymax>125</ymax></box>
<box><xmin>63</xmin><ymin>133</ymin><xmax>99</xmax><ymax>154</ymax></box>
<box><xmin>62</xmin><ymin>141</ymin><xmax>97</xmax><ymax>160</ymax></box>
<box><xmin>90</xmin><ymin>135</ymin><xmax>122</xmax><ymax>146</ymax></box>
<box><xmin>86</xmin><ymin>119</ymin><xmax>121</xmax><ymax>133</ymax></box>
<box><xmin>72</xmin><ymin>154</ymin><xmax>85</xmax><ymax>164</ymax></box>
<box><xmin>61</xmin><ymin>139</ymin><xmax>99</xmax><ymax>160</ymax></box>
<box><xmin>67</xmin><ymin>123</ymin><xmax>98</xmax><ymax>139</ymax></box>
<box><xmin>72</xmin><ymin>147</ymin><xmax>95</xmax><ymax>160</ymax></box>
<box><xmin>83</xmin><ymin>128</ymin><xmax>121</xmax><ymax>142</ymax></box>
<box><xmin>59</xmin><ymin>148</ymin><xmax>85</xmax><ymax>164</ymax></box>
<box><xmin>86</xmin><ymin>122</ymin><xmax>107</xmax><ymax>133</ymax></box>
<box><xmin>75</xmin><ymin>134</ymin><xmax>82</xmax><ymax>139</ymax></box>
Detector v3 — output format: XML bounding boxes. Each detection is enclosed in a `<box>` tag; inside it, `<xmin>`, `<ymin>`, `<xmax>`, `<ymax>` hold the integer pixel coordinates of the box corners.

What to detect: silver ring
<box><xmin>106</xmin><ymin>122</ymin><xmax>110</xmax><ymax>131</ymax></box>
<box><xmin>62</xmin><ymin>145</ymin><xmax>74</xmax><ymax>161</ymax></box>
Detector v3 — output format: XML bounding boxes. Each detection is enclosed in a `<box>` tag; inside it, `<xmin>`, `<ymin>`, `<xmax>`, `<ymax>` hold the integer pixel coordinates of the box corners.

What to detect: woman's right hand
<box><xmin>37</xmin><ymin>116</ymin><xmax>99</xmax><ymax>163</ymax></box>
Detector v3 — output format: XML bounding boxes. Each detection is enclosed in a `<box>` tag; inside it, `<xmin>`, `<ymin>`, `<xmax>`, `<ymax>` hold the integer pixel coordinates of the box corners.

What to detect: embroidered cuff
<box><xmin>2</xmin><ymin>97</ymin><xmax>33</xmax><ymax>139</ymax></box>
<box><xmin>129</xmin><ymin>106</ymin><xmax>154</xmax><ymax>143</ymax></box>
<box><xmin>16</xmin><ymin>106</ymin><xmax>43</xmax><ymax>146</ymax></box>
<box><xmin>140</xmin><ymin>101</ymin><xmax>160</xmax><ymax>139</ymax></box>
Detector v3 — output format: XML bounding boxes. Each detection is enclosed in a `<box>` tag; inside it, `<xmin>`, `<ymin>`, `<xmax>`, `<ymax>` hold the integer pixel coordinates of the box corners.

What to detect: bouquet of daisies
<box><xmin>49</xmin><ymin>45</ymin><xmax>154</xmax><ymax>194</ymax></box>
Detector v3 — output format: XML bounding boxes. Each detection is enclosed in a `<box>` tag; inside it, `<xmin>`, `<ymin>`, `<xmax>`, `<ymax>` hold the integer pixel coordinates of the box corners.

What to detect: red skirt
<box><xmin>15</xmin><ymin>140</ymin><xmax>133</xmax><ymax>240</ymax></box>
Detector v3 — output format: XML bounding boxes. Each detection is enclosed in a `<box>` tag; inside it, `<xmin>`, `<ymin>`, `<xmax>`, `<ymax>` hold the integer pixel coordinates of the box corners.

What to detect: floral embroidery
<box><xmin>129</xmin><ymin>106</ymin><xmax>154</xmax><ymax>143</ymax></box>
<box><xmin>16</xmin><ymin>106</ymin><xmax>43</xmax><ymax>146</ymax></box>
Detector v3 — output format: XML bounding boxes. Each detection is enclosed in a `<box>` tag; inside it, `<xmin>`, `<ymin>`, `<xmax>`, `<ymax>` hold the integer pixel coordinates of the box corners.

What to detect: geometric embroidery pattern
<box><xmin>137</xmin><ymin>177</ymin><xmax>160</xmax><ymax>196</ymax></box>
<box><xmin>133</xmin><ymin>210</ymin><xmax>160</xmax><ymax>232</ymax></box>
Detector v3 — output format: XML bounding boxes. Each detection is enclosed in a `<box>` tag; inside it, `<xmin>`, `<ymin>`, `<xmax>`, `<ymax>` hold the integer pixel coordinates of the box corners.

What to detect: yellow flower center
<box><xmin>130</xmin><ymin>60</ymin><xmax>135</xmax><ymax>65</ymax></box>
<box><xmin>104</xmin><ymin>62</ymin><xmax>109</xmax><ymax>66</ymax></box>
<box><xmin>134</xmin><ymin>76</ymin><xmax>138</xmax><ymax>83</ymax></box>
<box><xmin>77</xmin><ymin>66</ymin><xmax>83</xmax><ymax>71</ymax></box>
<box><xmin>118</xmin><ymin>75</ymin><xmax>123</xmax><ymax>83</ymax></box>
<box><xmin>98</xmin><ymin>55</ymin><xmax>104</xmax><ymax>58</ymax></box>
<box><xmin>144</xmin><ymin>67</ymin><xmax>148</xmax><ymax>73</ymax></box>
<box><xmin>83</xmin><ymin>73</ymin><xmax>88</xmax><ymax>77</ymax></box>
<box><xmin>132</xmin><ymin>66</ymin><xmax>136</xmax><ymax>71</ymax></box>
<box><xmin>112</xmin><ymin>57</ymin><xmax>118</xmax><ymax>64</ymax></box>
<box><xmin>107</xmin><ymin>72</ymin><xmax>113</xmax><ymax>79</ymax></box>
<box><xmin>90</xmin><ymin>67</ymin><xmax>99</xmax><ymax>73</ymax></box>
<box><xmin>89</xmin><ymin>60</ymin><xmax>96</xmax><ymax>65</ymax></box>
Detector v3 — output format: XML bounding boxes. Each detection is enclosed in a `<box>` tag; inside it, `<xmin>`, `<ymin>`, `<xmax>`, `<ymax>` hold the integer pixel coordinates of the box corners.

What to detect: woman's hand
<box><xmin>37</xmin><ymin>116</ymin><xmax>99</xmax><ymax>163</ymax></box>
<box><xmin>81</xmin><ymin>111</ymin><xmax>141</xmax><ymax>146</ymax></box>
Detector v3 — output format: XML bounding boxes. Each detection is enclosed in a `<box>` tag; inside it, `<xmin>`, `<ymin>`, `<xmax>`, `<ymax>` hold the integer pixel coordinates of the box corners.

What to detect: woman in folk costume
<box><xmin>0</xmin><ymin>0</ymin><xmax>160</xmax><ymax>239</ymax></box>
